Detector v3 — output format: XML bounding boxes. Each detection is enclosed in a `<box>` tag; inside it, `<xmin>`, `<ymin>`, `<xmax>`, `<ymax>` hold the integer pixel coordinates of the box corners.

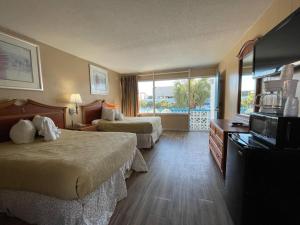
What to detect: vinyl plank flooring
<box><xmin>109</xmin><ymin>131</ymin><xmax>233</xmax><ymax>225</ymax></box>
<box><xmin>0</xmin><ymin>131</ymin><xmax>233</xmax><ymax>225</ymax></box>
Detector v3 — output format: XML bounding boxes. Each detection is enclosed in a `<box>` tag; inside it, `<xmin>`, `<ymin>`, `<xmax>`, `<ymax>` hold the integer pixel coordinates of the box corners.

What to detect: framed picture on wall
<box><xmin>89</xmin><ymin>64</ymin><xmax>109</xmax><ymax>95</ymax></box>
<box><xmin>0</xmin><ymin>32</ymin><xmax>43</xmax><ymax>91</ymax></box>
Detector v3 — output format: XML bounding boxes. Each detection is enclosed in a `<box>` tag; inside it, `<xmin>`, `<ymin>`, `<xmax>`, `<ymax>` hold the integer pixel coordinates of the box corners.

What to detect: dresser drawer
<box><xmin>211</xmin><ymin>133</ymin><xmax>224</xmax><ymax>153</ymax></box>
<box><xmin>209</xmin><ymin>119</ymin><xmax>249</xmax><ymax>177</ymax></box>
<box><xmin>209</xmin><ymin>136</ymin><xmax>223</xmax><ymax>159</ymax></box>
<box><xmin>209</xmin><ymin>128</ymin><xmax>215</xmax><ymax>136</ymax></box>
<box><xmin>209</xmin><ymin>140</ymin><xmax>222</xmax><ymax>170</ymax></box>
<box><xmin>215</xmin><ymin>126</ymin><xmax>224</xmax><ymax>142</ymax></box>
<box><xmin>210</xmin><ymin>122</ymin><xmax>216</xmax><ymax>133</ymax></box>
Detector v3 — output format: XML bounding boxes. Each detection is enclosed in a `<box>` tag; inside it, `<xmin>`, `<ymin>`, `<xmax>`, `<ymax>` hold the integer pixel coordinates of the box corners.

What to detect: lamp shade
<box><xmin>70</xmin><ymin>93</ymin><xmax>82</xmax><ymax>104</ymax></box>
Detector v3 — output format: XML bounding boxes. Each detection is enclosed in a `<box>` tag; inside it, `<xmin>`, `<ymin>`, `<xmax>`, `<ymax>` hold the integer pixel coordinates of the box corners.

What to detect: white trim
<box><xmin>152</xmin><ymin>72</ymin><xmax>155</xmax><ymax>115</ymax></box>
<box><xmin>154</xmin><ymin>113</ymin><xmax>188</xmax><ymax>116</ymax></box>
<box><xmin>36</xmin><ymin>45</ymin><xmax>43</xmax><ymax>91</ymax></box>
<box><xmin>138</xmin><ymin>113</ymin><xmax>188</xmax><ymax>116</ymax></box>
<box><xmin>188</xmin><ymin>69</ymin><xmax>191</xmax><ymax>131</ymax></box>
<box><xmin>138</xmin><ymin>70</ymin><xmax>190</xmax><ymax>77</ymax></box>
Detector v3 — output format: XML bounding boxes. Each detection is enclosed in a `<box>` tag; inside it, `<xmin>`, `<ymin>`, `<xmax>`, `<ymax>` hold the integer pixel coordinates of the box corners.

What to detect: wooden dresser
<box><xmin>209</xmin><ymin>119</ymin><xmax>249</xmax><ymax>176</ymax></box>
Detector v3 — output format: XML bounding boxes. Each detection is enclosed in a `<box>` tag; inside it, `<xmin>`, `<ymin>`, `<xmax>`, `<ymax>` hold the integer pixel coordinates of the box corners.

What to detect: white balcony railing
<box><xmin>189</xmin><ymin>111</ymin><xmax>210</xmax><ymax>131</ymax></box>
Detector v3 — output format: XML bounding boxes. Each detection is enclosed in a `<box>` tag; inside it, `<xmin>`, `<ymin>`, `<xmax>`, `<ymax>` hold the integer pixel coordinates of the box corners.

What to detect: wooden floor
<box><xmin>109</xmin><ymin>131</ymin><xmax>233</xmax><ymax>225</ymax></box>
<box><xmin>0</xmin><ymin>131</ymin><xmax>233</xmax><ymax>225</ymax></box>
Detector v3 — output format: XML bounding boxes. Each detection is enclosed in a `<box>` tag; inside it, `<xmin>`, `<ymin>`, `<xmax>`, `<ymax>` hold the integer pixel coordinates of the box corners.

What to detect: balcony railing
<box><xmin>139</xmin><ymin>107</ymin><xmax>211</xmax><ymax>131</ymax></box>
<box><xmin>189</xmin><ymin>111</ymin><xmax>210</xmax><ymax>131</ymax></box>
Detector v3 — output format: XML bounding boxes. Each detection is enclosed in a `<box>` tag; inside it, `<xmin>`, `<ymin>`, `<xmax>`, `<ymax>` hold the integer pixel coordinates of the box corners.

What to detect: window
<box><xmin>240</xmin><ymin>75</ymin><xmax>256</xmax><ymax>114</ymax></box>
<box><xmin>154</xmin><ymin>79</ymin><xmax>189</xmax><ymax>113</ymax></box>
<box><xmin>138</xmin><ymin>77</ymin><xmax>213</xmax><ymax>114</ymax></box>
<box><xmin>138</xmin><ymin>73</ymin><xmax>215</xmax><ymax>131</ymax></box>
<box><xmin>138</xmin><ymin>81</ymin><xmax>153</xmax><ymax>113</ymax></box>
<box><xmin>189</xmin><ymin>78</ymin><xmax>212</xmax><ymax>111</ymax></box>
<box><xmin>138</xmin><ymin>79</ymin><xmax>189</xmax><ymax>114</ymax></box>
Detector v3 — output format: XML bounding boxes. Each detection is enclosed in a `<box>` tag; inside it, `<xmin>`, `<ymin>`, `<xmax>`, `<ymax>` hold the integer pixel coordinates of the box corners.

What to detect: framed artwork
<box><xmin>0</xmin><ymin>32</ymin><xmax>43</xmax><ymax>91</ymax></box>
<box><xmin>89</xmin><ymin>64</ymin><xmax>109</xmax><ymax>95</ymax></box>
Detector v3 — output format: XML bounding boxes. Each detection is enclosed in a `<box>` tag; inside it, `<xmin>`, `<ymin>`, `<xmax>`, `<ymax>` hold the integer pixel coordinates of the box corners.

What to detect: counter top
<box><xmin>212</xmin><ymin>119</ymin><xmax>249</xmax><ymax>133</ymax></box>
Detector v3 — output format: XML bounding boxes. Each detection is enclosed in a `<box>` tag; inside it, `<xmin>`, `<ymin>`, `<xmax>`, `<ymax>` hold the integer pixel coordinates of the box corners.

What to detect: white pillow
<box><xmin>118</xmin><ymin>112</ymin><xmax>125</xmax><ymax>121</ymax></box>
<box><xmin>9</xmin><ymin>120</ymin><xmax>36</xmax><ymax>144</ymax></box>
<box><xmin>102</xmin><ymin>107</ymin><xmax>115</xmax><ymax>121</ymax></box>
<box><xmin>114</xmin><ymin>109</ymin><xmax>122</xmax><ymax>120</ymax></box>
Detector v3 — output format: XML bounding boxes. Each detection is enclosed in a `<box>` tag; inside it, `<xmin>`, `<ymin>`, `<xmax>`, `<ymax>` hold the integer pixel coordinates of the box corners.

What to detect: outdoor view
<box><xmin>240</xmin><ymin>75</ymin><xmax>255</xmax><ymax>114</ymax></box>
<box><xmin>138</xmin><ymin>78</ymin><xmax>212</xmax><ymax>114</ymax></box>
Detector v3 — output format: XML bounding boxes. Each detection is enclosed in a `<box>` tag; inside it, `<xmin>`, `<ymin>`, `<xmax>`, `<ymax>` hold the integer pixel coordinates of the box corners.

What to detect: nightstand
<box><xmin>66</xmin><ymin>124</ymin><xmax>97</xmax><ymax>131</ymax></box>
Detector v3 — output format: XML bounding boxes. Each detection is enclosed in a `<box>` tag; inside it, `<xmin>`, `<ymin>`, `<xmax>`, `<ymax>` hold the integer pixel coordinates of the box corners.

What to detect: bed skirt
<box><xmin>0</xmin><ymin>149</ymin><xmax>148</xmax><ymax>225</ymax></box>
<box><xmin>136</xmin><ymin>125</ymin><xmax>162</xmax><ymax>149</ymax></box>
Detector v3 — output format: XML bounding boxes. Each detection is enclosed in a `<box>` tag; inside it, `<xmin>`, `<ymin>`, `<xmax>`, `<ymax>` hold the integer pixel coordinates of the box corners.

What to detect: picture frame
<box><xmin>0</xmin><ymin>32</ymin><xmax>43</xmax><ymax>91</ymax></box>
<box><xmin>89</xmin><ymin>64</ymin><xmax>109</xmax><ymax>95</ymax></box>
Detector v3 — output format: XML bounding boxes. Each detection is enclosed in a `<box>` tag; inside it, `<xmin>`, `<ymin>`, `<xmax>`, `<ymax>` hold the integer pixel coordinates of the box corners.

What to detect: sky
<box><xmin>138</xmin><ymin>80</ymin><xmax>180</xmax><ymax>96</ymax></box>
<box><xmin>241</xmin><ymin>75</ymin><xmax>256</xmax><ymax>92</ymax></box>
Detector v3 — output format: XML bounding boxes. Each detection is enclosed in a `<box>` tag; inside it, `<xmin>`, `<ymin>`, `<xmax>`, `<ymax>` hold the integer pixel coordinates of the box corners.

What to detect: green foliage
<box><xmin>159</xmin><ymin>100</ymin><xmax>172</xmax><ymax>108</ymax></box>
<box><xmin>174</xmin><ymin>79</ymin><xmax>211</xmax><ymax>108</ymax></box>
<box><xmin>155</xmin><ymin>100</ymin><xmax>172</xmax><ymax>108</ymax></box>
<box><xmin>139</xmin><ymin>100</ymin><xmax>153</xmax><ymax>108</ymax></box>
<box><xmin>140</xmin><ymin>79</ymin><xmax>211</xmax><ymax>111</ymax></box>
<box><xmin>190</xmin><ymin>79</ymin><xmax>211</xmax><ymax>108</ymax></box>
<box><xmin>240</xmin><ymin>92</ymin><xmax>254</xmax><ymax>113</ymax></box>
<box><xmin>140</xmin><ymin>100</ymin><xmax>147</xmax><ymax>108</ymax></box>
<box><xmin>174</xmin><ymin>81</ymin><xmax>189</xmax><ymax>108</ymax></box>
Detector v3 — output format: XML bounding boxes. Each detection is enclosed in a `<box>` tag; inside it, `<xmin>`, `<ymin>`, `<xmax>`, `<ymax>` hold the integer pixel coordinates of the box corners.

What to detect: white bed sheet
<box><xmin>136</xmin><ymin>125</ymin><xmax>162</xmax><ymax>149</ymax></box>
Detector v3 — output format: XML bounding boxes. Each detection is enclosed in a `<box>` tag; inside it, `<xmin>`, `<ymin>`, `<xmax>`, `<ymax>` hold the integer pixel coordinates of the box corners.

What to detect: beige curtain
<box><xmin>121</xmin><ymin>75</ymin><xmax>138</xmax><ymax>116</ymax></box>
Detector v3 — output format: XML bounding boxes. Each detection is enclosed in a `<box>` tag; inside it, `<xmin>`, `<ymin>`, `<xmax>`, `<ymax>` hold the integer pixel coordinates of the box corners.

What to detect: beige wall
<box><xmin>159</xmin><ymin>114</ymin><xmax>189</xmax><ymax>131</ymax></box>
<box><xmin>219</xmin><ymin>0</ymin><xmax>300</xmax><ymax>119</ymax></box>
<box><xmin>140</xmin><ymin>114</ymin><xmax>189</xmax><ymax>131</ymax></box>
<box><xmin>0</xmin><ymin>27</ymin><xmax>121</xmax><ymax>126</ymax></box>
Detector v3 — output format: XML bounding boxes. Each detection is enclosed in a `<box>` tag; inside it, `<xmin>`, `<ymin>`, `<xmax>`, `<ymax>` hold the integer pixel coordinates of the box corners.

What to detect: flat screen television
<box><xmin>254</xmin><ymin>8</ymin><xmax>300</xmax><ymax>78</ymax></box>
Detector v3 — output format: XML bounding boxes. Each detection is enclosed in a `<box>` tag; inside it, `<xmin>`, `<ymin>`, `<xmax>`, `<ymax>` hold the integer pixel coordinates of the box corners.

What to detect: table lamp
<box><xmin>69</xmin><ymin>93</ymin><xmax>82</xmax><ymax>114</ymax></box>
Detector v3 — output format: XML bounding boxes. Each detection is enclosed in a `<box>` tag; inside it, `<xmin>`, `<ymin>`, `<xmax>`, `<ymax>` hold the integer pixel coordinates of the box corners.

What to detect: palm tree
<box><xmin>174</xmin><ymin>81</ymin><xmax>189</xmax><ymax>108</ymax></box>
<box><xmin>174</xmin><ymin>79</ymin><xmax>211</xmax><ymax>108</ymax></box>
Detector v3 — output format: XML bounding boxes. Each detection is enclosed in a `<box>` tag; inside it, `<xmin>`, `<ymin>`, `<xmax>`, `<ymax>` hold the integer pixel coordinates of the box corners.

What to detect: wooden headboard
<box><xmin>81</xmin><ymin>100</ymin><xmax>105</xmax><ymax>124</ymax></box>
<box><xmin>0</xmin><ymin>99</ymin><xmax>67</xmax><ymax>142</ymax></box>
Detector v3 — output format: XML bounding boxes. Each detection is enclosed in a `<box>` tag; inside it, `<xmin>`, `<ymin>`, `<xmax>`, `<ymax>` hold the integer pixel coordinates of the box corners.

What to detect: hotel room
<box><xmin>0</xmin><ymin>0</ymin><xmax>300</xmax><ymax>225</ymax></box>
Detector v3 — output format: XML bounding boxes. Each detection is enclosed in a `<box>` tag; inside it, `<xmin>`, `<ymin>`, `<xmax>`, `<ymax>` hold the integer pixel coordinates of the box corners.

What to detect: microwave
<box><xmin>249</xmin><ymin>112</ymin><xmax>300</xmax><ymax>149</ymax></box>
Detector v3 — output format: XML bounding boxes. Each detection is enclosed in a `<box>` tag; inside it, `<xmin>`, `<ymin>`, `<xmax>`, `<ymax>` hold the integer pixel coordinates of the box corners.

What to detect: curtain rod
<box><xmin>137</xmin><ymin>70</ymin><xmax>190</xmax><ymax>77</ymax></box>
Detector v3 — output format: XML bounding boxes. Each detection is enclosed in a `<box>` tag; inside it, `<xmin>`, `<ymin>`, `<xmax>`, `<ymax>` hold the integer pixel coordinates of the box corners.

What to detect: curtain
<box><xmin>121</xmin><ymin>75</ymin><xmax>138</xmax><ymax>116</ymax></box>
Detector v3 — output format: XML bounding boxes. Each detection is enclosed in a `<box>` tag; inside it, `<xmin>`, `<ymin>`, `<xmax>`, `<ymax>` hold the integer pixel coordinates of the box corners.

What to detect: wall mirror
<box><xmin>237</xmin><ymin>39</ymin><xmax>261</xmax><ymax>115</ymax></box>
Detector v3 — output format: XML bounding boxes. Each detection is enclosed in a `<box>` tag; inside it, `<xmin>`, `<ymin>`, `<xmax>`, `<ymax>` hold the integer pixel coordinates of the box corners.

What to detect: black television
<box><xmin>254</xmin><ymin>7</ymin><xmax>300</xmax><ymax>78</ymax></box>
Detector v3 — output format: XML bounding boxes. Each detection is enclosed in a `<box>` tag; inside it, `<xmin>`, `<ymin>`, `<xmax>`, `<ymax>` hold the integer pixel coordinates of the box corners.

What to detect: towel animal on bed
<box><xmin>33</xmin><ymin>115</ymin><xmax>61</xmax><ymax>141</ymax></box>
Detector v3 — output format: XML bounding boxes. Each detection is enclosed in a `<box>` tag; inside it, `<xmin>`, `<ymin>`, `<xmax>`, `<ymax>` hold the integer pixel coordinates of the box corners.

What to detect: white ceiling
<box><xmin>0</xmin><ymin>0</ymin><xmax>272</xmax><ymax>74</ymax></box>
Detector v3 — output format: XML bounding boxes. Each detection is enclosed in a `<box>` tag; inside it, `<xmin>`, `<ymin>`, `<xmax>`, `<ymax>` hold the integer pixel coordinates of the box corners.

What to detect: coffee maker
<box><xmin>255</xmin><ymin>64</ymin><xmax>298</xmax><ymax>115</ymax></box>
<box><xmin>255</xmin><ymin>79</ymin><xmax>284</xmax><ymax>114</ymax></box>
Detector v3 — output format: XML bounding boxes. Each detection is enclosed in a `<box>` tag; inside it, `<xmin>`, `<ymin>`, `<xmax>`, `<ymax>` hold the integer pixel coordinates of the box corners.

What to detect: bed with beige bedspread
<box><xmin>92</xmin><ymin>116</ymin><xmax>163</xmax><ymax>149</ymax></box>
<box><xmin>0</xmin><ymin>130</ymin><xmax>148</xmax><ymax>225</ymax></box>
<box><xmin>0</xmin><ymin>130</ymin><xmax>137</xmax><ymax>200</ymax></box>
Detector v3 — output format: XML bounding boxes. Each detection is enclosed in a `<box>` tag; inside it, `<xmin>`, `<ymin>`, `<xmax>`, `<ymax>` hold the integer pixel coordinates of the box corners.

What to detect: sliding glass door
<box><xmin>154</xmin><ymin>79</ymin><xmax>189</xmax><ymax>114</ymax></box>
<box><xmin>189</xmin><ymin>77</ymin><xmax>216</xmax><ymax>131</ymax></box>
<box><xmin>138</xmin><ymin>78</ymin><xmax>189</xmax><ymax>115</ymax></box>
<box><xmin>138</xmin><ymin>80</ymin><xmax>154</xmax><ymax>114</ymax></box>
<box><xmin>138</xmin><ymin>73</ymin><xmax>217</xmax><ymax>132</ymax></box>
